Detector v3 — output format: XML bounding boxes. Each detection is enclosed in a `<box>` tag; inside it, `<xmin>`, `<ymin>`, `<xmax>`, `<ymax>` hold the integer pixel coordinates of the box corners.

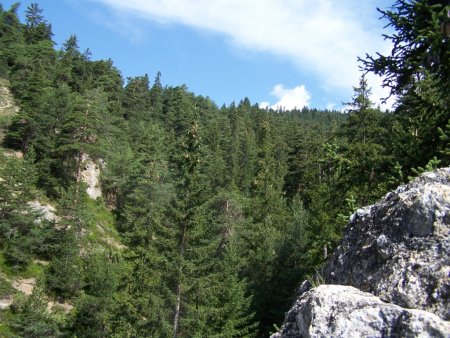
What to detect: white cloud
<box><xmin>366</xmin><ymin>73</ymin><xmax>397</xmax><ymax>111</ymax></box>
<box><xmin>326</xmin><ymin>103</ymin><xmax>336</xmax><ymax>111</ymax></box>
<box><xmin>90</xmin><ymin>0</ymin><xmax>391</xmax><ymax>99</ymax></box>
<box><xmin>261</xmin><ymin>84</ymin><xmax>311</xmax><ymax>110</ymax></box>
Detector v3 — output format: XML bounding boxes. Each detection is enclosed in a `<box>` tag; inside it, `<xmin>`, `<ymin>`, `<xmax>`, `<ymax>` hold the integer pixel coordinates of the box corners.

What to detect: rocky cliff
<box><xmin>272</xmin><ymin>168</ymin><xmax>450</xmax><ymax>337</ymax></box>
<box><xmin>79</xmin><ymin>153</ymin><xmax>103</xmax><ymax>200</ymax></box>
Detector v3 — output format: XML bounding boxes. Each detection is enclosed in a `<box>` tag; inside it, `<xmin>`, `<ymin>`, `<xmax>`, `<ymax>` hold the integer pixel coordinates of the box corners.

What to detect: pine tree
<box><xmin>24</xmin><ymin>3</ymin><xmax>53</xmax><ymax>44</ymax></box>
<box><xmin>201</xmin><ymin>192</ymin><xmax>257</xmax><ymax>337</ymax></box>
<box><xmin>339</xmin><ymin>75</ymin><xmax>396</xmax><ymax>205</ymax></box>
<box><xmin>225</xmin><ymin>102</ymin><xmax>258</xmax><ymax>192</ymax></box>
<box><xmin>123</xmin><ymin>74</ymin><xmax>151</xmax><ymax>121</ymax></box>
<box><xmin>10</xmin><ymin>285</ymin><xmax>62</xmax><ymax>337</ymax></box>
<box><xmin>360</xmin><ymin>0</ymin><xmax>449</xmax><ymax>95</ymax></box>
<box><xmin>438</xmin><ymin>119</ymin><xmax>450</xmax><ymax>165</ymax></box>
<box><xmin>149</xmin><ymin>71</ymin><xmax>164</xmax><ymax>120</ymax></box>
<box><xmin>56</xmin><ymin>87</ymin><xmax>110</xmax><ymax>190</ymax></box>
<box><xmin>169</xmin><ymin>119</ymin><xmax>206</xmax><ymax>337</ymax></box>
<box><xmin>0</xmin><ymin>3</ymin><xmax>25</xmax><ymax>77</ymax></box>
<box><xmin>45</xmin><ymin>186</ymin><xmax>88</xmax><ymax>299</ymax></box>
<box><xmin>0</xmin><ymin>150</ymin><xmax>40</xmax><ymax>267</ymax></box>
<box><xmin>361</xmin><ymin>0</ymin><xmax>450</xmax><ymax>172</ymax></box>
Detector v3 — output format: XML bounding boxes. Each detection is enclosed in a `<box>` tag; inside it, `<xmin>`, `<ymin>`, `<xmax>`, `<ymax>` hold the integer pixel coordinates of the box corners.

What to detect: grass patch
<box><xmin>0</xmin><ymin>275</ymin><xmax>15</xmax><ymax>298</ymax></box>
<box><xmin>19</xmin><ymin>260</ymin><xmax>45</xmax><ymax>279</ymax></box>
<box><xmin>0</xmin><ymin>310</ymin><xmax>15</xmax><ymax>337</ymax></box>
<box><xmin>0</xmin><ymin>253</ymin><xmax>18</xmax><ymax>278</ymax></box>
<box><xmin>0</xmin><ymin>113</ymin><xmax>13</xmax><ymax>126</ymax></box>
<box><xmin>306</xmin><ymin>270</ymin><xmax>325</xmax><ymax>288</ymax></box>
<box><xmin>0</xmin><ymin>253</ymin><xmax>45</xmax><ymax>279</ymax></box>
<box><xmin>84</xmin><ymin>198</ymin><xmax>123</xmax><ymax>248</ymax></box>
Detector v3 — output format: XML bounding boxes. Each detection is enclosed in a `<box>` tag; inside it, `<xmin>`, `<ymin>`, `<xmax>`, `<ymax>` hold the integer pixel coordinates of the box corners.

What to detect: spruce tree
<box><xmin>0</xmin><ymin>150</ymin><xmax>40</xmax><ymax>267</ymax></box>
<box><xmin>24</xmin><ymin>3</ymin><xmax>53</xmax><ymax>44</ymax></box>
<box><xmin>361</xmin><ymin>0</ymin><xmax>450</xmax><ymax>172</ymax></box>
<box><xmin>339</xmin><ymin>75</ymin><xmax>396</xmax><ymax>205</ymax></box>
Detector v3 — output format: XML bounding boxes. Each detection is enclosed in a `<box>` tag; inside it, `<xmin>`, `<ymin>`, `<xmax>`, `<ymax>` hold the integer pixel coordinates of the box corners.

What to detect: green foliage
<box><xmin>1</xmin><ymin>2</ymin><xmax>447</xmax><ymax>337</ymax></box>
<box><xmin>45</xmin><ymin>231</ymin><xmax>83</xmax><ymax>299</ymax></box>
<box><xmin>44</xmin><ymin>186</ymin><xmax>95</xmax><ymax>299</ymax></box>
<box><xmin>0</xmin><ymin>274</ymin><xmax>15</xmax><ymax>298</ymax></box>
<box><xmin>72</xmin><ymin>294</ymin><xmax>113</xmax><ymax>338</ymax></box>
<box><xmin>339</xmin><ymin>76</ymin><xmax>396</xmax><ymax>205</ymax></box>
<box><xmin>0</xmin><ymin>253</ymin><xmax>44</xmax><ymax>280</ymax></box>
<box><xmin>0</xmin><ymin>4</ymin><xmax>25</xmax><ymax>77</ymax></box>
<box><xmin>0</xmin><ymin>150</ymin><xmax>42</xmax><ymax>269</ymax></box>
<box><xmin>409</xmin><ymin>156</ymin><xmax>442</xmax><ymax>180</ymax></box>
<box><xmin>438</xmin><ymin>119</ymin><xmax>450</xmax><ymax>164</ymax></box>
<box><xmin>337</xmin><ymin>194</ymin><xmax>357</xmax><ymax>225</ymax></box>
<box><xmin>305</xmin><ymin>271</ymin><xmax>325</xmax><ymax>288</ymax></box>
<box><xmin>360</xmin><ymin>0</ymin><xmax>450</xmax><ymax>96</ymax></box>
<box><xmin>361</xmin><ymin>0</ymin><xmax>450</xmax><ymax>174</ymax></box>
<box><xmin>10</xmin><ymin>286</ymin><xmax>64</xmax><ymax>337</ymax></box>
<box><xmin>83</xmin><ymin>251</ymin><xmax>119</xmax><ymax>298</ymax></box>
<box><xmin>24</xmin><ymin>3</ymin><xmax>53</xmax><ymax>44</ymax></box>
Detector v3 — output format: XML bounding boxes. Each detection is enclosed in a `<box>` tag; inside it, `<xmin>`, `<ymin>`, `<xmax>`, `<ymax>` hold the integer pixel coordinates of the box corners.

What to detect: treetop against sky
<box><xmin>4</xmin><ymin>0</ymin><xmax>395</xmax><ymax>110</ymax></box>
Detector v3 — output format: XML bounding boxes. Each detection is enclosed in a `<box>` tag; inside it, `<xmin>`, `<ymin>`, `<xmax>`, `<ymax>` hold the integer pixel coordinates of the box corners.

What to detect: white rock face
<box><xmin>27</xmin><ymin>201</ymin><xmax>58</xmax><ymax>223</ymax></box>
<box><xmin>0</xmin><ymin>297</ymin><xmax>13</xmax><ymax>310</ymax></box>
<box><xmin>271</xmin><ymin>285</ymin><xmax>450</xmax><ymax>338</ymax></box>
<box><xmin>80</xmin><ymin>153</ymin><xmax>102</xmax><ymax>200</ymax></box>
<box><xmin>12</xmin><ymin>277</ymin><xmax>36</xmax><ymax>296</ymax></box>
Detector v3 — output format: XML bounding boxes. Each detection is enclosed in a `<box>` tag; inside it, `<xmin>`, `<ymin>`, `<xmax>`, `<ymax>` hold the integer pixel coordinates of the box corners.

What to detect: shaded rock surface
<box><xmin>273</xmin><ymin>168</ymin><xmax>450</xmax><ymax>337</ymax></box>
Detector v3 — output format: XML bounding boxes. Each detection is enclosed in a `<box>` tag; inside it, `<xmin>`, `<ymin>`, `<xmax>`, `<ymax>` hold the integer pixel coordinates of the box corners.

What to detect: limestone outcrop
<box><xmin>272</xmin><ymin>168</ymin><xmax>450</xmax><ymax>337</ymax></box>
<box><xmin>28</xmin><ymin>201</ymin><xmax>58</xmax><ymax>223</ymax></box>
<box><xmin>80</xmin><ymin>153</ymin><xmax>102</xmax><ymax>200</ymax></box>
<box><xmin>271</xmin><ymin>285</ymin><xmax>450</xmax><ymax>338</ymax></box>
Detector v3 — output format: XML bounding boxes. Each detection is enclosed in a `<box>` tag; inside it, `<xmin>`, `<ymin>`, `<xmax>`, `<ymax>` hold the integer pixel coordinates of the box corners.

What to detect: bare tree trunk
<box><xmin>173</xmin><ymin>281</ymin><xmax>181</xmax><ymax>338</ymax></box>
<box><xmin>74</xmin><ymin>151</ymin><xmax>84</xmax><ymax>203</ymax></box>
<box><xmin>173</xmin><ymin>223</ymin><xmax>186</xmax><ymax>338</ymax></box>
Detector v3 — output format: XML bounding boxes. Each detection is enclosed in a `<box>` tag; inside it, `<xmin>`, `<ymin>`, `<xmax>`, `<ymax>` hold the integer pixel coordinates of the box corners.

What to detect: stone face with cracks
<box><xmin>273</xmin><ymin>168</ymin><xmax>450</xmax><ymax>337</ymax></box>
<box><xmin>324</xmin><ymin>168</ymin><xmax>450</xmax><ymax>320</ymax></box>
<box><xmin>271</xmin><ymin>285</ymin><xmax>450</xmax><ymax>338</ymax></box>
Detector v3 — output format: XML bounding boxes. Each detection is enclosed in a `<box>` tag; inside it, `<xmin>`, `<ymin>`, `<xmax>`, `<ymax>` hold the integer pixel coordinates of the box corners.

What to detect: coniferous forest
<box><xmin>0</xmin><ymin>1</ymin><xmax>449</xmax><ymax>337</ymax></box>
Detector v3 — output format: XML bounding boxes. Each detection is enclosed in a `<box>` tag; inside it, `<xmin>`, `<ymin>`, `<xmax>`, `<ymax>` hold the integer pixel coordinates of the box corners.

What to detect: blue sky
<box><xmin>3</xmin><ymin>0</ymin><xmax>395</xmax><ymax>110</ymax></box>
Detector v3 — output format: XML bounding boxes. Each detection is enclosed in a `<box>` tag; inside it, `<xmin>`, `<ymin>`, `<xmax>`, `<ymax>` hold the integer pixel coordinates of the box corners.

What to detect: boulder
<box><xmin>271</xmin><ymin>285</ymin><xmax>450</xmax><ymax>338</ymax></box>
<box><xmin>273</xmin><ymin>168</ymin><xmax>450</xmax><ymax>337</ymax></box>
<box><xmin>324</xmin><ymin>168</ymin><xmax>450</xmax><ymax>319</ymax></box>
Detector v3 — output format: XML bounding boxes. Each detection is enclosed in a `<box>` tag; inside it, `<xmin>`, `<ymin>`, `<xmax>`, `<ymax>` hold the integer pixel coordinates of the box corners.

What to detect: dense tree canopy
<box><xmin>0</xmin><ymin>1</ymin><xmax>448</xmax><ymax>337</ymax></box>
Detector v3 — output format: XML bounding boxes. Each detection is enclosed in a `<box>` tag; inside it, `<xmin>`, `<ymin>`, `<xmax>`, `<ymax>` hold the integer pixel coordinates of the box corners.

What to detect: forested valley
<box><xmin>0</xmin><ymin>1</ymin><xmax>448</xmax><ymax>337</ymax></box>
